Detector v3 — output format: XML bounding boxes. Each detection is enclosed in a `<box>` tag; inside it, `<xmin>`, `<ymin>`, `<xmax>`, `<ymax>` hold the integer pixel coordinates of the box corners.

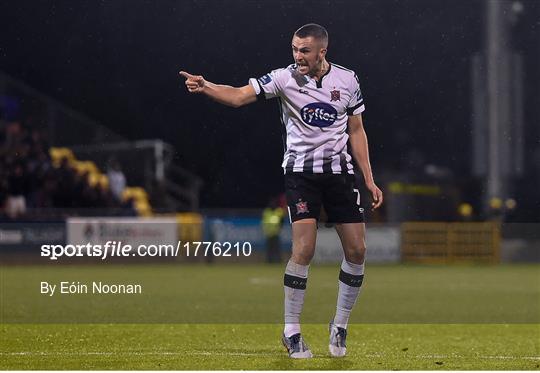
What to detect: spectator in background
<box><xmin>107</xmin><ymin>157</ymin><xmax>126</xmax><ymax>202</ymax></box>
<box><xmin>4</xmin><ymin>121</ymin><xmax>24</xmax><ymax>149</ymax></box>
<box><xmin>120</xmin><ymin>196</ymin><xmax>138</xmax><ymax>217</ymax></box>
<box><xmin>6</xmin><ymin>162</ymin><xmax>27</xmax><ymax>218</ymax></box>
<box><xmin>0</xmin><ymin>175</ymin><xmax>8</xmax><ymax>220</ymax></box>
<box><xmin>0</xmin><ymin>113</ymin><xmax>134</xmax><ymax>218</ymax></box>
<box><xmin>53</xmin><ymin>157</ymin><xmax>76</xmax><ymax>208</ymax></box>
<box><xmin>262</xmin><ymin>196</ymin><xmax>286</xmax><ymax>263</ymax></box>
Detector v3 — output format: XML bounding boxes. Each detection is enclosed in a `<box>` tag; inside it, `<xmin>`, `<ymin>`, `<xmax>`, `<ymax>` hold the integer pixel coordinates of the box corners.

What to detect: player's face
<box><xmin>291</xmin><ymin>36</ymin><xmax>327</xmax><ymax>76</ymax></box>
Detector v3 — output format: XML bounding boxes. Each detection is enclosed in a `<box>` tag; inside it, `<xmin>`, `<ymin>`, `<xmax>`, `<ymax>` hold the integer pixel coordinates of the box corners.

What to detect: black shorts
<box><xmin>284</xmin><ymin>173</ymin><xmax>365</xmax><ymax>223</ymax></box>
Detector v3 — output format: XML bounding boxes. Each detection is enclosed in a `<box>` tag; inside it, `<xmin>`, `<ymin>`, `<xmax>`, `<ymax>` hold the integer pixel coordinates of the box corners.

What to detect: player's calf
<box><xmin>330</xmin><ymin>258</ymin><xmax>365</xmax><ymax>356</ymax></box>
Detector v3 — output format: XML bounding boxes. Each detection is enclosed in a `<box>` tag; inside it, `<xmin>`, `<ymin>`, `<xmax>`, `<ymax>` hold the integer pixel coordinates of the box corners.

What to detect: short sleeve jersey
<box><xmin>249</xmin><ymin>63</ymin><xmax>365</xmax><ymax>174</ymax></box>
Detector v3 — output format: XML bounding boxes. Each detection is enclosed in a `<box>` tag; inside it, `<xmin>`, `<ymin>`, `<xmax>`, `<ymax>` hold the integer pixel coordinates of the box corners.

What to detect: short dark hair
<box><xmin>294</xmin><ymin>23</ymin><xmax>328</xmax><ymax>45</ymax></box>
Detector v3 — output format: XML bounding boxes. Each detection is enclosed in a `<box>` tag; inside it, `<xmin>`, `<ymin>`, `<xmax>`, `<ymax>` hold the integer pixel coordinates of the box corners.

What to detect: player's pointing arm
<box><xmin>179</xmin><ymin>71</ymin><xmax>257</xmax><ymax>108</ymax></box>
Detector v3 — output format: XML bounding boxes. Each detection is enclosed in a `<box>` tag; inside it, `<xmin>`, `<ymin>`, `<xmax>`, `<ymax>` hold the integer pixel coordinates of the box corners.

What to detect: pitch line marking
<box><xmin>1</xmin><ymin>351</ymin><xmax>539</xmax><ymax>360</ymax></box>
<box><xmin>0</xmin><ymin>351</ymin><xmax>275</xmax><ymax>358</ymax></box>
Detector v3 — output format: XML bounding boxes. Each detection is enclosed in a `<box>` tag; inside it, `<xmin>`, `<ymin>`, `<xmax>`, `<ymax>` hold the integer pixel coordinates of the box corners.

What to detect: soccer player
<box><xmin>180</xmin><ymin>23</ymin><xmax>383</xmax><ymax>358</ymax></box>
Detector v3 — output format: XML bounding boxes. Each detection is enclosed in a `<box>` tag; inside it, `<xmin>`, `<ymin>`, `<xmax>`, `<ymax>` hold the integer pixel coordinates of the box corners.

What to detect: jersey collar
<box><xmin>315</xmin><ymin>62</ymin><xmax>331</xmax><ymax>88</ymax></box>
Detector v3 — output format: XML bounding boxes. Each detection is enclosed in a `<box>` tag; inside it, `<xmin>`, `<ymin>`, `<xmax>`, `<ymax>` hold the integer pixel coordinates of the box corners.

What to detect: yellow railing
<box><xmin>175</xmin><ymin>212</ymin><xmax>204</xmax><ymax>242</ymax></box>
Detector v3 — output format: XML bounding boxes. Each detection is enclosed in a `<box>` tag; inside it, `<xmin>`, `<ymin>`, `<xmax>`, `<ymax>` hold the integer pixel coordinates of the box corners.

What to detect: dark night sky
<box><xmin>0</xmin><ymin>0</ymin><xmax>538</xmax><ymax>208</ymax></box>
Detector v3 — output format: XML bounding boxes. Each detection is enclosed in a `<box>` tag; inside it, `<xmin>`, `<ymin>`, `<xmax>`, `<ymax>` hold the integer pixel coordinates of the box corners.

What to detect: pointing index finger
<box><xmin>179</xmin><ymin>71</ymin><xmax>193</xmax><ymax>79</ymax></box>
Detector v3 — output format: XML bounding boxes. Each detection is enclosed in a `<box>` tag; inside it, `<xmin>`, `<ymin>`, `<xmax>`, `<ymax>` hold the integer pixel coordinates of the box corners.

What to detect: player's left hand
<box><xmin>366</xmin><ymin>182</ymin><xmax>383</xmax><ymax>210</ymax></box>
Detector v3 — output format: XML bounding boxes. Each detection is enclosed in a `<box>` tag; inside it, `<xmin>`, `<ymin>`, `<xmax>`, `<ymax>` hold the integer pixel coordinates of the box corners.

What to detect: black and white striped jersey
<box><xmin>249</xmin><ymin>63</ymin><xmax>365</xmax><ymax>174</ymax></box>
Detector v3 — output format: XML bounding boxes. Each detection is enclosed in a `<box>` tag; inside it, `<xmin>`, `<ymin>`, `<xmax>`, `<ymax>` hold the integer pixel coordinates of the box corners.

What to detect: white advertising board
<box><xmin>67</xmin><ymin>217</ymin><xmax>178</xmax><ymax>247</ymax></box>
<box><xmin>312</xmin><ymin>225</ymin><xmax>400</xmax><ymax>264</ymax></box>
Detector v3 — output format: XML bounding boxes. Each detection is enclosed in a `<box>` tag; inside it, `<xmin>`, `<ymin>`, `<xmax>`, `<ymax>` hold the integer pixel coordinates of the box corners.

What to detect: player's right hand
<box><xmin>179</xmin><ymin>71</ymin><xmax>206</xmax><ymax>93</ymax></box>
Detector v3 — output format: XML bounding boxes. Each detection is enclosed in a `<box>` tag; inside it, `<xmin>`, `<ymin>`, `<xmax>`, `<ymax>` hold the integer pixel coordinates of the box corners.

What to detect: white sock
<box><xmin>333</xmin><ymin>258</ymin><xmax>365</xmax><ymax>329</ymax></box>
<box><xmin>283</xmin><ymin>259</ymin><xmax>309</xmax><ymax>337</ymax></box>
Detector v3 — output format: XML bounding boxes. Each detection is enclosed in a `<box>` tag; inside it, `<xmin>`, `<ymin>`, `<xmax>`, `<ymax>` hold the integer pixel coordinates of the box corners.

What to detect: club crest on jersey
<box><xmin>330</xmin><ymin>89</ymin><xmax>341</xmax><ymax>101</ymax></box>
<box><xmin>300</xmin><ymin>102</ymin><xmax>338</xmax><ymax>128</ymax></box>
<box><xmin>257</xmin><ymin>74</ymin><xmax>272</xmax><ymax>85</ymax></box>
<box><xmin>296</xmin><ymin>200</ymin><xmax>309</xmax><ymax>214</ymax></box>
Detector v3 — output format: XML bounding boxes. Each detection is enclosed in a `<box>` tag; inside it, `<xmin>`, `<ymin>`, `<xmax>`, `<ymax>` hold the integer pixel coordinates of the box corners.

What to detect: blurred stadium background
<box><xmin>0</xmin><ymin>0</ymin><xmax>539</xmax><ymax>369</ymax></box>
<box><xmin>0</xmin><ymin>0</ymin><xmax>538</xmax><ymax>265</ymax></box>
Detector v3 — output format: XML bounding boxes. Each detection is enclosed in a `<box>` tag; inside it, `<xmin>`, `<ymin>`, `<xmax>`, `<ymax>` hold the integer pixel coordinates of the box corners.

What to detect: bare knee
<box><xmin>290</xmin><ymin>220</ymin><xmax>317</xmax><ymax>266</ymax></box>
<box><xmin>343</xmin><ymin>245</ymin><xmax>366</xmax><ymax>264</ymax></box>
<box><xmin>290</xmin><ymin>243</ymin><xmax>315</xmax><ymax>265</ymax></box>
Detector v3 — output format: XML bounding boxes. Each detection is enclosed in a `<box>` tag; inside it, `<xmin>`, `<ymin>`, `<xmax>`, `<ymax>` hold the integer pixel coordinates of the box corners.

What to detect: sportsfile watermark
<box><xmin>1</xmin><ymin>221</ymin><xmax>538</xmax><ymax>324</ymax></box>
<box><xmin>41</xmin><ymin>241</ymin><xmax>253</xmax><ymax>260</ymax></box>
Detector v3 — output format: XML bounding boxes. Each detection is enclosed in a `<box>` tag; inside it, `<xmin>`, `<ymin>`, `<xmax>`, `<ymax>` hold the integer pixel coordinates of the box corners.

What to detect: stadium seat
<box><xmin>50</xmin><ymin>146</ymin><xmax>152</xmax><ymax>216</ymax></box>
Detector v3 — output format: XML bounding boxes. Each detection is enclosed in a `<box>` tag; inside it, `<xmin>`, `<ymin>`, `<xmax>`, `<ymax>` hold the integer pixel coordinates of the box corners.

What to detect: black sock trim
<box><xmin>339</xmin><ymin>270</ymin><xmax>364</xmax><ymax>287</ymax></box>
<box><xmin>284</xmin><ymin>274</ymin><xmax>307</xmax><ymax>289</ymax></box>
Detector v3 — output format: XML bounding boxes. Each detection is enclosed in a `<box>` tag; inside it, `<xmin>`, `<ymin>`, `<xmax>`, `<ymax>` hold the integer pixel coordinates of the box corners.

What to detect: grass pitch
<box><xmin>1</xmin><ymin>324</ymin><xmax>538</xmax><ymax>370</ymax></box>
<box><xmin>0</xmin><ymin>263</ymin><xmax>539</xmax><ymax>369</ymax></box>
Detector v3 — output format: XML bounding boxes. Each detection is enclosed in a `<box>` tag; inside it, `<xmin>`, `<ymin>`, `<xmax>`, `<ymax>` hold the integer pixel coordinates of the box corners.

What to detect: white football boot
<box><xmin>328</xmin><ymin>322</ymin><xmax>347</xmax><ymax>357</ymax></box>
<box><xmin>282</xmin><ymin>333</ymin><xmax>313</xmax><ymax>358</ymax></box>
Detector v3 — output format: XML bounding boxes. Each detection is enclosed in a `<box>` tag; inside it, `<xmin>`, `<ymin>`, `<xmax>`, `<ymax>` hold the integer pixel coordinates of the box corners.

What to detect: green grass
<box><xmin>0</xmin><ymin>263</ymin><xmax>539</xmax><ymax>369</ymax></box>
<box><xmin>1</xmin><ymin>263</ymin><xmax>538</xmax><ymax>323</ymax></box>
<box><xmin>1</xmin><ymin>324</ymin><xmax>538</xmax><ymax>369</ymax></box>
